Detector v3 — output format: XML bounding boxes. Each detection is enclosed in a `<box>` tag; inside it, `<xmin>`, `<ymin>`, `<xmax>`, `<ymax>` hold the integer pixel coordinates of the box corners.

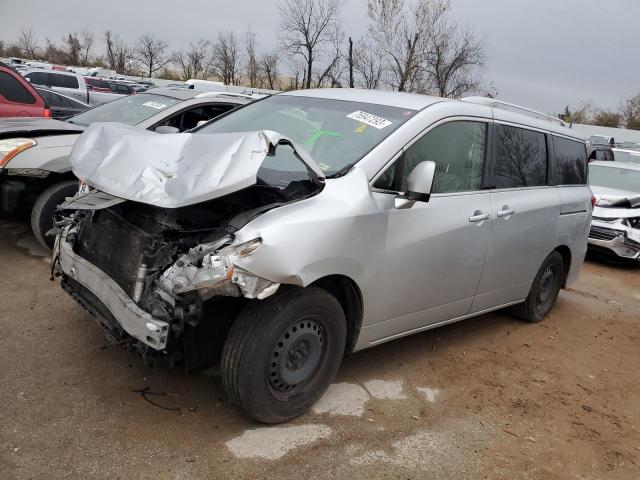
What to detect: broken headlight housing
<box><xmin>158</xmin><ymin>237</ymin><xmax>279</xmax><ymax>301</ymax></box>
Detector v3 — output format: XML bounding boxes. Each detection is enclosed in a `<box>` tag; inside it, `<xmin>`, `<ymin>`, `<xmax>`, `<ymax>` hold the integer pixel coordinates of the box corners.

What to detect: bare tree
<box><xmin>313</xmin><ymin>23</ymin><xmax>345</xmax><ymax>87</ymax></box>
<box><xmin>244</xmin><ymin>29</ymin><xmax>259</xmax><ymax>87</ymax></box>
<box><xmin>17</xmin><ymin>27</ymin><xmax>40</xmax><ymax>59</ymax></box>
<box><xmin>367</xmin><ymin>0</ymin><xmax>484</xmax><ymax>96</ymax></box>
<box><xmin>62</xmin><ymin>33</ymin><xmax>82</xmax><ymax>65</ymax></box>
<box><xmin>277</xmin><ymin>0</ymin><xmax>343</xmax><ymax>89</ymax></box>
<box><xmin>592</xmin><ymin>110</ymin><xmax>620</xmax><ymax>128</ymax></box>
<box><xmin>79</xmin><ymin>30</ymin><xmax>94</xmax><ymax>66</ymax></box>
<box><xmin>43</xmin><ymin>38</ymin><xmax>66</xmax><ymax>64</ymax></box>
<box><xmin>172</xmin><ymin>39</ymin><xmax>213</xmax><ymax>80</ymax></box>
<box><xmin>105</xmin><ymin>31</ymin><xmax>134</xmax><ymax>74</ymax></box>
<box><xmin>212</xmin><ymin>30</ymin><xmax>240</xmax><ymax>85</ymax></box>
<box><xmin>353</xmin><ymin>37</ymin><xmax>385</xmax><ymax>89</ymax></box>
<box><xmin>348</xmin><ymin>37</ymin><xmax>354</xmax><ymax>88</ymax></box>
<box><xmin>558</xmin><ymin>104</ymin><xmax>592</xmax><ymax>125</ymax></box>
<box><xmin>367</xmin><ymin>0</ymin><xmax>446</xmax><ymax>92</ymax></box>
<box><xmin>259</xmin><ymin>51</ymin><xmax>280</xmax><ymax>90</ymax></box>
<box><xmin>621</xmin><ymin>94</ymin><xmax>640</xmax><ymax>130</ymax></box>
<box><xmin>424</xmin><ymin>14</ymin><xmax>485</xmax><ymax>98</ymax></box>
<box><xmin>134</xmin><ymin>34</ymin><xmax>171</xmax><ymax>78</ymax></box>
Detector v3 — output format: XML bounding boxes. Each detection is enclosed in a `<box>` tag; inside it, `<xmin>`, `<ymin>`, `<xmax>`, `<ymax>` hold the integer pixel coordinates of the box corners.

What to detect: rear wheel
<box><xmin>30</xmin><ymin>180</ymin><xmax>78</xmax><ymax>250</ymax></box>
<box><xmin>221</xmin><ymin>286</ymin><xmax>346</xmax><ymax>423</ymax></box>
<box><xmin>512</xmin><ymin>251</ymin><xmax>564</xmax><ymax>322</ymax></box>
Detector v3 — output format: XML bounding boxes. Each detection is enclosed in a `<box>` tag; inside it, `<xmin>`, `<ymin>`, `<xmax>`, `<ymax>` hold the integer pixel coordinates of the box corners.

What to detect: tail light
<box><xmin>43</xmin><ymin>107</ymin><xmax>51</xmax><ymax>118</ymax></box>
<box><xmin>591</xmin><ymin>195</ymin><xmax>596</xmax><ymax>208</ymax></box>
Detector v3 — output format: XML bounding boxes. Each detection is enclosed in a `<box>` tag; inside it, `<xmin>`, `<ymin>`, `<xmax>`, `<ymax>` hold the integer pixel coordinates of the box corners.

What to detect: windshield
<box><xmin>68</xmin><ymin>93</ymin><xmax>181</xmax><ymax>126</ymax></box>
<box><xmin>613</xmin><ymin>150</ymin><xmax>640</xmax><ymax>163</ymax></box>
<box><xmin>197</xmin><ymin>95</ymin><xmax>416</xmax><ymax>175</ymax></box>
<box><xmin>589</xmin><ymin>165</ymin><xmax>640</xmax><ymax>193</ymax></box>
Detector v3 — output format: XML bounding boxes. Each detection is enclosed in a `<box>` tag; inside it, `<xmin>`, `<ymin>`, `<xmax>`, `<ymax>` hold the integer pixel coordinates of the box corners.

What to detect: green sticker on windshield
<box><xmin>304</xmin><ymin>128</ymin><xmax>341</xmax><ymax>147</ymax></box>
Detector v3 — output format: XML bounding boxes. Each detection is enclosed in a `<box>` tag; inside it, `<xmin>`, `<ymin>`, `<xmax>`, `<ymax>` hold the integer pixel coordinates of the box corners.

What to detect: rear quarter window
<box><xmin>553</xmin><ymin>136</ymin><xmax>587</xmax><ymax>185</ymax></box>
<box><xmin>52</xmin><ymin>74</ymin><xmax>79</xmax><ymax>89</ymax></box>
<box><xmin>0</xmin><ymin>70</ymin><xmax>36</xmax><ymax>104</ymax></box>
<box><xmin>494</xmin><ymin>125</ymin><xmax>548</xmax><ymax>188</ymax></box>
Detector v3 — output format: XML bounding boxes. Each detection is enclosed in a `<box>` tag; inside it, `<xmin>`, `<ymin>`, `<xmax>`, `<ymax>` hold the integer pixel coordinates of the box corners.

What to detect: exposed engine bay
<box><xmin>53</xmin><ymin>125</ymin><xmax>326</xmax><ymax>368</ymax></box>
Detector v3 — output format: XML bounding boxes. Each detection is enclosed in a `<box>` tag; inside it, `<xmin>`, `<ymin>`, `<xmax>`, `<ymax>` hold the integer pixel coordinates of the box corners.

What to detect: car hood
<box><xmin>591</xmin><ymin>185</ymin><xmax>640</xmax><ymax>219</ymax></box>
<box><xmin>70</xmin><ymin>122</ymin><xmax>325</xmax><ymax>209</ymax></box>
<box><xmin>0</xmin><ymin>117</ymin><xmax>85</xmax><ymax>139</ymax></box>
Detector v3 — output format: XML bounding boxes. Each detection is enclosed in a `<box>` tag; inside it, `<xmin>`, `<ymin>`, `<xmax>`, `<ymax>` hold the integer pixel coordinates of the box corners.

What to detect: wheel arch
<box><xmin>310</xmin><ymin>274</ymin><xmax>363</xmax><ymax>354</ymax></box>
<box><xmin>553</xmin><ymin>245</ymin><xmax>572</xmax><ymax>288</ymax></box>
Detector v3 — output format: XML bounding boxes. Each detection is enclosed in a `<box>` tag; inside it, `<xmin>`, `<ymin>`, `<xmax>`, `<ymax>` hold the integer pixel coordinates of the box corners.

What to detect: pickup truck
<box><xmin>21</xmin><ymin>69</ymin><xmax>124</xmax><ymax>106</ymax></box>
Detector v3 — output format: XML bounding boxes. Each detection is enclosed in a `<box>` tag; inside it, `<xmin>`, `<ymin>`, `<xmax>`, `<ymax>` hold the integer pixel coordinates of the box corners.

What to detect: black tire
<box><xmin>30</xmin><ymin>180</ymin><xmax>78</xmax><ymax>250</ymax></box>
<box><xmin>512</xmin><ymin>251</ymin><xmax>564</xmax><ymax>322</ymax></box>
<box><xmin>221</xmin><ymin>286</ymin><xmax>347</xmax><ymax>423</ymax></box>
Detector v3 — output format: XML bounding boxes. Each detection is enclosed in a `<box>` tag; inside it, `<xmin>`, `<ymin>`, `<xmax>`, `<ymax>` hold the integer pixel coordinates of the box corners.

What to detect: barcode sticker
<box><xmin>346</xmin><ymin>111</ymin><xmax>392</xmax><ymax>129</ymax></box>
<box><xmin>142</xmin><ymin>101</ymin><xmax>167</xmax><ymax>109</ymax></box>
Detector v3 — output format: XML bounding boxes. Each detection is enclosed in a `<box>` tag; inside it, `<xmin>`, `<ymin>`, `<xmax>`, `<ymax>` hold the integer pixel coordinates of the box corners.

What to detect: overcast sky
<box><xmin>1</xmin><ymin>0</ymin><xmax>638</xmax><ymax>114</ymax></box>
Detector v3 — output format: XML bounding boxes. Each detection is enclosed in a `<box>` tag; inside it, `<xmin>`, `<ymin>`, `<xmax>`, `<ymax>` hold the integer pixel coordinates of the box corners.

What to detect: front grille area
<box><xmin>589</xmin><ymin>226</ymin><xmax>620</xmax><ymax>242</ymax></box>
<box><xmin>75</xmin><ymin>209</ymin><xmax>150</xmax><ymax>296</ymax></box>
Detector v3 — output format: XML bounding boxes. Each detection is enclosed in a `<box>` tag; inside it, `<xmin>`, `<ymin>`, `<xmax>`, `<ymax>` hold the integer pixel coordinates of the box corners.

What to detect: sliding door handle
<box><xmin>497</xmin><ymin>208</ymin><xmax>516</xmax><ymax>218</ymax></box>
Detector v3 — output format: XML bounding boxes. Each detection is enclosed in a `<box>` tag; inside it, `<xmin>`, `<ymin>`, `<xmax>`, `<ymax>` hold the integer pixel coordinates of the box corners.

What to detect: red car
<box><xmin>84</xmin><ymin>76</ymin><xmax>113</xmax><ymax>93</ymax></box>
<box><xmin>0</xmin><ymin>62</ymin><xmax>50</xmax><ymax>118</ymax></box>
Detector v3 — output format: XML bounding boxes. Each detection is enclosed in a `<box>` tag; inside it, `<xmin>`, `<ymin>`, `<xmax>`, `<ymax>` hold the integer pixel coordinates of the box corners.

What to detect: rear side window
<box><xmin>494</xmin><ymin>125</ymin><xmax>547</xmax><ymax>188</ymax></box>
<box><xmin>553</xmin><ymin>137</ymin><xmax>587</xmax><ymax>185</ymax></box>
<box><xmin>0</xmin><ymin>71</ymin><xmax>36</xmax><ymax>104</ymax></box>
<box><xmin>51</xmin><ymin>74</ymin><xmax>79</xmax><ymax>89</ymax></box>
<box><xmin>25</xmin><ymin>71</ymin><xmax>50</xmax><ymax>86</ymax></box>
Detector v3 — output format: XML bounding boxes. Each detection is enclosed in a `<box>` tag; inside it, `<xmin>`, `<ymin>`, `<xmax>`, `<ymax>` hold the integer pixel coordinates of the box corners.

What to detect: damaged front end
<box><xmin>589</xmin><ymin>195</ymin><xmax>640</xmax><ymax>260</ymax></box>
<box><xmin>52</xmin><ymin>124</ymin><xmax>324</xmax><ymax>365</ymax></box>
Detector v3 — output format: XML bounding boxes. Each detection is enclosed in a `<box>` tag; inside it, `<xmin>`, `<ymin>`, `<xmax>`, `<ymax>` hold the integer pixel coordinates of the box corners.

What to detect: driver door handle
<box><xmin>469</xmin><ymin>212</ymin><xmax>490</xmax><ymax>223</ymax></box>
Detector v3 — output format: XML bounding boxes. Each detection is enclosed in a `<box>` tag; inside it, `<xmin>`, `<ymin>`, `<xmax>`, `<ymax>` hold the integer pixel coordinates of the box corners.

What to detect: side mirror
<box><xmin>394</xmin><ymin>160</ymin><xmax>436</xmax><ymax>209</ymax></box>
<box><xmin>155</xmin><ymin>126</ymin><xmax>180</xmax><ymax>134</ymax></box>
<box><xmin>196</xmin><ymin>120</ymin><xmax>208</xmax><ymax>127</ymax></box>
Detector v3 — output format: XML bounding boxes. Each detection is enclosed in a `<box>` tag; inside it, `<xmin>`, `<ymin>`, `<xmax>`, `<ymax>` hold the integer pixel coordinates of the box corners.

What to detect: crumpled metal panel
<box><xmin>69</xmin><ymin>123</ymin><xmax>324</xmax><ymax>208</ymax></box>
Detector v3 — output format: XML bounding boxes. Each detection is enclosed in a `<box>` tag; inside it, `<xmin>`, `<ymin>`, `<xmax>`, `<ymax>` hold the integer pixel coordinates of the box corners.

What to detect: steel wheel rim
<box><xmin>537</xmin><ymin>266</ymin><xmax>556</xmax><ymax>306</ymax></box>
<box><xmin>267</xmin><ymin>316</ymin><xmax>325</xmax><ymax>399</ymax></box>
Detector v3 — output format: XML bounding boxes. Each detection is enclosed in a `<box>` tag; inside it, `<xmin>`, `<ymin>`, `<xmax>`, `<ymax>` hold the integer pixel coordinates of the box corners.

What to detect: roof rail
<box><xmin>463</xmin><ymin>96</ymin><xmax>568</xmax><ymax>127</ymax></box>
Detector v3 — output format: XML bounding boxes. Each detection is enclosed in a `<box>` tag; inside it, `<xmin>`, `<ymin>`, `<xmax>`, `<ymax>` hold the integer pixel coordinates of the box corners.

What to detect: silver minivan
<box><xmin>52</xmin><ymin>89</ymin><xmax>592</xmax><ymax>423</ymax></box>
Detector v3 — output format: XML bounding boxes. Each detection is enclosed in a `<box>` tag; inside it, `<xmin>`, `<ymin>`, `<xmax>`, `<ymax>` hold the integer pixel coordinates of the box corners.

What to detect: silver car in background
<box><xmin>588</xmin><ymin>161</ymin><xmax>640</xmax><ymax>260</ymax></box>
<box><xmin>52</xmin><ymin>89</ymin><xmax>592</xmax><ymax>423</ymax></box>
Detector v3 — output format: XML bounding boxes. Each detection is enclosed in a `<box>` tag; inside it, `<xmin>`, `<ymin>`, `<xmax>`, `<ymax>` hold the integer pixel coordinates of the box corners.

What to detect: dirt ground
<box><xmin>1</xmin><ymin>217</ymin><xmax>639</xmax><ymax>480</ymax></box>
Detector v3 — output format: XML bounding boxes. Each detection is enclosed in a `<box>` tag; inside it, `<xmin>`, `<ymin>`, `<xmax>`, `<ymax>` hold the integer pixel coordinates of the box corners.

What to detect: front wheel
<box><xmin>30</xmin><ymin>180</ymin><xmax>78</xmax><ymax>250</ymax></box>
<box><xmin>221</xmin><ymin>286</ymin><xmax>346</xmax><ymax>423</ymax></box>
<box><xmin>511</xmin><ymin>251</ymin><xmax>564</xmax><ymax>322</ymax></box>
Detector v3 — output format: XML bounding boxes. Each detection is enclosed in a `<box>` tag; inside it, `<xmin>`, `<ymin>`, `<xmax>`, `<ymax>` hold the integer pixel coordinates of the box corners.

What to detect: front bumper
<box><xmin>588</xmin><ymin>224</ymin><xmax>640</xmax><ymax>260</ymax></box>
<box><xmin>54</xmin><ymin>228</ymin><xmax>170</xmax><ymax>350</ymax></box>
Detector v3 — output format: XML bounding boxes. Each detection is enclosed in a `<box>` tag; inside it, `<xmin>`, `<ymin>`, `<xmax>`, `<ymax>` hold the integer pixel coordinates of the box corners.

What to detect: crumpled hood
<box><xmin>70</xmin><ymin>122</ymin><xmax>324</xmax><ymax>208</ymax></box>
<box><xmin>0</xmin><ymin>117</ymin><xmax>85</xmax><ymax>138</ymax></box>
<box><xmin>591</xmin><ymin>185</ymin><xmax>640</xmax><ymax>208</ymax></box>
<box><xmin>591</xmin><ymin>185</ymin><xmax>640</xmax><ymax>218</ymax></box>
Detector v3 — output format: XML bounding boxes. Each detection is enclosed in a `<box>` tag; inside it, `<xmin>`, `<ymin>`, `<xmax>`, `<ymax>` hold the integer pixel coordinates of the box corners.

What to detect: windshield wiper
<box><xmin>325</xmin><ymin>163</ymin><xmax>354</xmax><ymax>179</ymax></box>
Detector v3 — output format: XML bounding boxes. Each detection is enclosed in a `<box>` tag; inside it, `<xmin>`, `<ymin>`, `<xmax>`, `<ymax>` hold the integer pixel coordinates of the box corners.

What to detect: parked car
<box><xmin>587</xmin><ymin>144</ymin><xmax>614</xmax><ymax>162</ymax></box>
<box><xmin>21</xmin><ymin>68</ymin><xmax>123</xmax><ymax>106</ymax></box>
<box><xmin>105</xmin><ymin>80</ymin><xmax>137</xmax><ymax>95</ymax></box>
<box><xmin>588</xmin><ymin>134</ymin><xmax>615</xmax><ymax>146</ymax></box>
<box><xmin>0</xmin><ymin>88</ymin><xmax>251</xmax><ymax>248</ymax></box>
<box><xmin>52</xmin><ymin>89</ymin><xmax>592</xmax><ymax>423</ymax></box>
<box><xmin>612</xmin><ymin>148</ymin><xmax>640</xmax><ymax>164</ymax></box>
<box><xmin>0</xmin><ymin>62</ymin><xmax>50</xmax><ymax>118</ymax></box>
<box><xmin>588</xmin><ymin>161</ymin><xmax>640</xmax><ymax>261</ymax></box>
<box><xmin>83</xmin><ymin>77</ymin><xmax>112</xmax><ymax>93</ymax></box>
<box><xmin>34</xmin><ymin>87</ymin><xmax>90</xmax><ymax>119</ymax></box>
